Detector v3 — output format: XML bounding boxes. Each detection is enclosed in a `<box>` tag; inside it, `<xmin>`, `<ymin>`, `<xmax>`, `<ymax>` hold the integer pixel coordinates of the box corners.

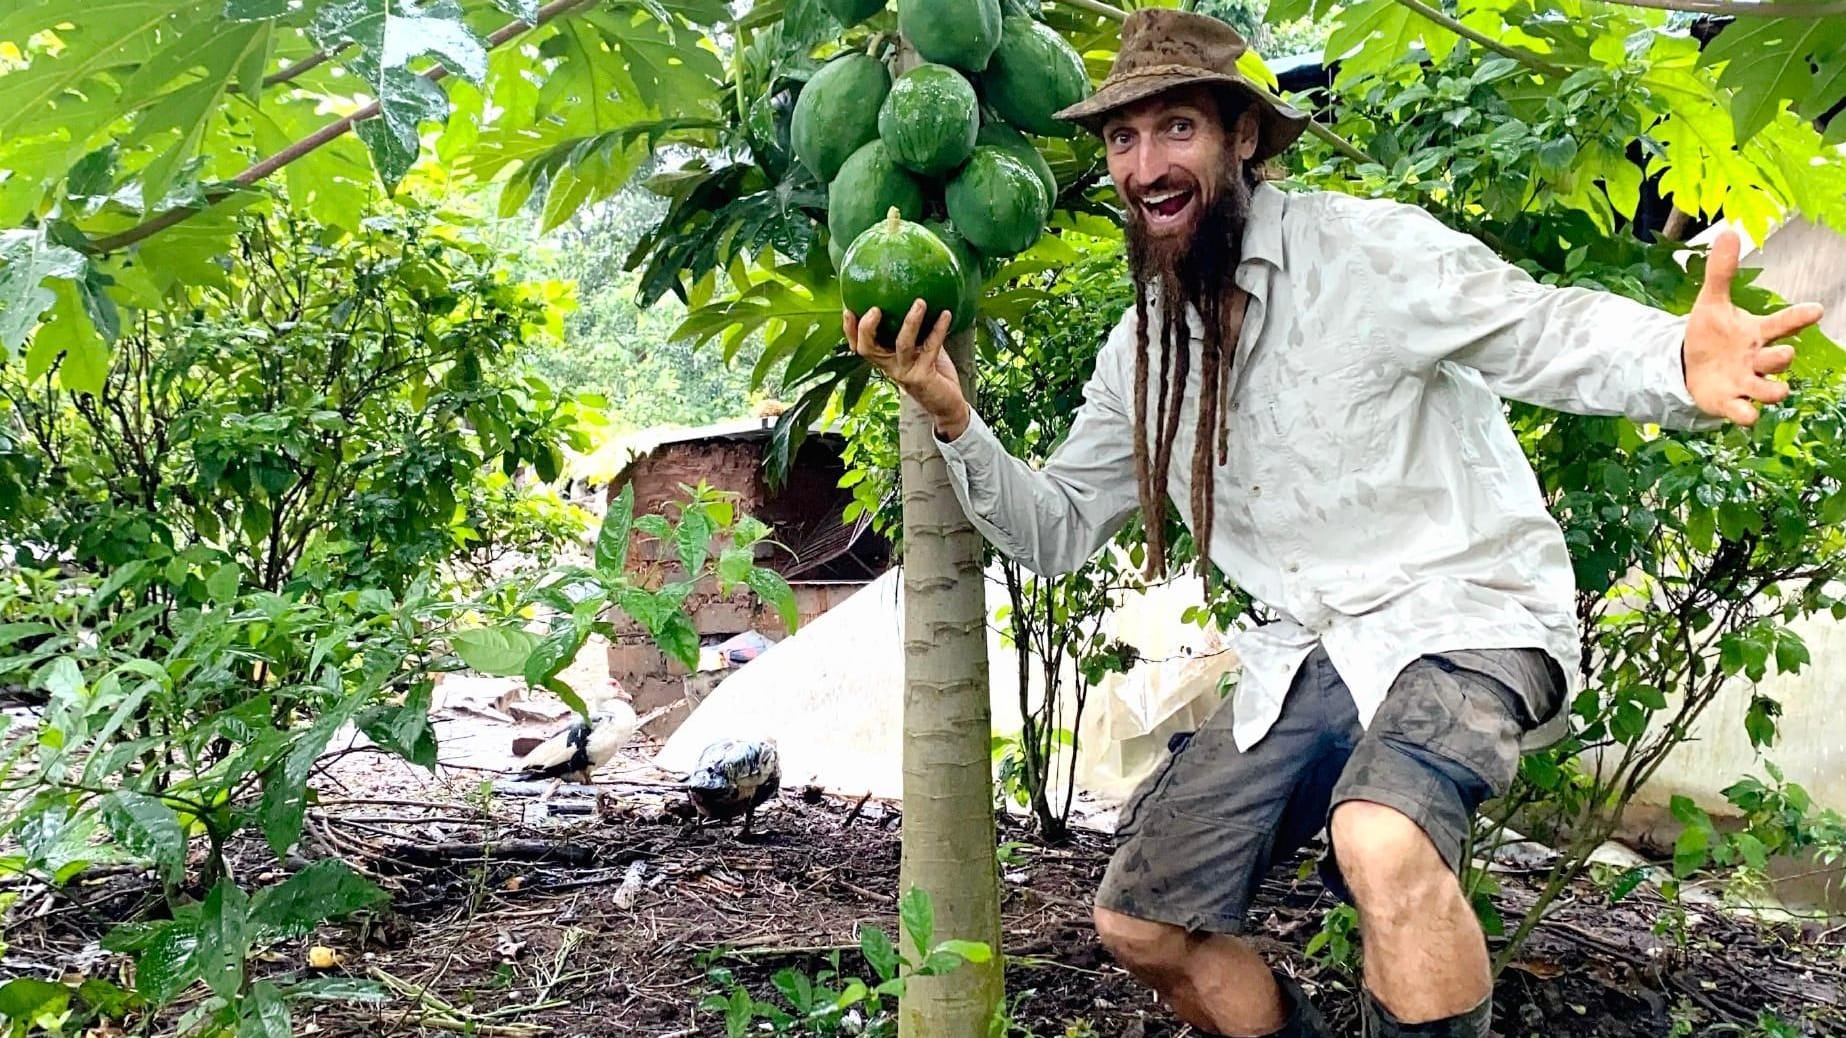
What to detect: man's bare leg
<box><xmin>1092</xmin><ymin>907</ymin><xmax>1288</xmax><ymax>1035</ymax></box>
<box><xmin>1330</xmin><ymin>800</ymin><xmax>1490</xmax><ymax>1021</ymax></box>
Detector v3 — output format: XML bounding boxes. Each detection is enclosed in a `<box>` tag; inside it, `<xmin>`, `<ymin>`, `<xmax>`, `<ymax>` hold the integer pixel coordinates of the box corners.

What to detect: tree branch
<box><xmin>91</xmin><ymin>0</ymin><xmax>598</xmax><ymax>255</ymax></box>
<box><xmin>1593</xmin><ymin>0</ymin><xmax>1846</xmax><ymax>15</ymax></box>
<box><xmin>1392</xmin><ymin>0</ymin><xmax>1570</xmax><ymax>79</ymax></box>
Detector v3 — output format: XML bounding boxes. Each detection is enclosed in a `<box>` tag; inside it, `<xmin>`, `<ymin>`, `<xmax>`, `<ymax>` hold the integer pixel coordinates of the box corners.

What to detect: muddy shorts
<box><xmin>1095</xmin><ymin>645</ymin><xmax>1565</xmax><ymax>934</ymax></box>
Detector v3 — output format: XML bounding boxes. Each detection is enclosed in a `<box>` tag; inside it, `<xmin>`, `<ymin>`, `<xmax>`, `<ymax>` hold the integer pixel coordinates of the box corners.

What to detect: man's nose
<box><xmin>1134</xmin><ymin>140</ymin><xmax>1168</xmax><ymax>190</ymax></box>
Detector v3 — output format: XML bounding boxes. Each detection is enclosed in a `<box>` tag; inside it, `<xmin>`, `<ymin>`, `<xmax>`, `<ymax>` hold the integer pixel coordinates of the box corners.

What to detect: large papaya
<box><xmin>828</xmin><ymin>140</ymin><xmax>926</xmax><ymax>253</ymax></box>
<box><xmin>945</xmin><ymin>147</ymin><xmax>1046</xmax><ymax>256</ymax></box>
<box><xmin>879</xmin><ymin>64</ymin><xmax>980</xmax><ymax>177</ymax></box>
<box><xmin>984</xmin><ymin>16</ymin><xmax>1090</xmax><ymax>138</ymax></box>
<box><xmin>841</xmin><ymin>209</ymin><xmax>966</xmax><ymax>347</ymax></box>
<box><xmin>898</xmin><ymin>0</ymin><xmax>1003</xmax><ymax>73</ymax></box>
<box><xmin>925</xmin><ymin>218</ymin><xmax>983</xmax><ymax>334</ymax></box>
<box><xmin>822</xmin><ymin>0</ymin><xmax>885</xmax><ymax>26</ymax></box>
<box><xmin>976</xmin><ymin>122</ymin><xmax>1056</xmax><ymax>213</ymax></box>
<box><xmin>791</xmin><ymin>53</ymin><xmax>891</xmax><ymax>183</ymax></box>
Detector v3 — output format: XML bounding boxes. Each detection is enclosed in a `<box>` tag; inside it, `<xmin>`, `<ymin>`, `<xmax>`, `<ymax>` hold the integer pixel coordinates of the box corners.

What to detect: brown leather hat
<box><xmin>1054</xmin><ymin>9</ymin><xmax>1310</xmax><ymax>161</ymax></box>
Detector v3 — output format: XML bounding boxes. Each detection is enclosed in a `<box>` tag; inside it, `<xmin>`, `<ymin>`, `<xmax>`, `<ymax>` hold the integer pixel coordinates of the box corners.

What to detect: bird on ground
<box><xmin>684</xmin><ymin>738</ymin><xmax>781</xmax><ymax>835</ymax></box>
<box><xmin>514</xmin><ymin>697</ymin><xmax>639</xmax><ymax>786</ymax></box>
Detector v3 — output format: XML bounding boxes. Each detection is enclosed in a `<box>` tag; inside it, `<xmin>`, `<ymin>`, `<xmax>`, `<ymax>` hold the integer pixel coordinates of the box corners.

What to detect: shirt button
<box><xmin>1286</xmin><ymin>562</ymin><xmax>1299</xmax><ymax>573</ymax></box>
<box><xmin>1251</xmin><ymin>485</ymin><xmax>1262</xmax><ymax>497</ymax></box>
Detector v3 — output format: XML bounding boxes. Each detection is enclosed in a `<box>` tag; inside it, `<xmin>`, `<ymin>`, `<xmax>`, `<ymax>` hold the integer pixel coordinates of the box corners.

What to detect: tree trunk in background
<box><xmin>897</xmin><ymin>327</ymin><xmax>1004</xmax><ymax>1036</ymax></box>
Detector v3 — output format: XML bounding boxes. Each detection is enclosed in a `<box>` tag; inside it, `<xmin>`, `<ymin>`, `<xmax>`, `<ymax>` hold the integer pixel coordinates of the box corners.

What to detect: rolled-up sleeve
<box><xmin>936</xmin><ymin>318</ymin><xmax>1142</xmax><ymax>576</ymax></box>
<box><xmin>1359</xmin><ymin>201</ymin><xmax>1719</xmax><ymax>431</ymax></box>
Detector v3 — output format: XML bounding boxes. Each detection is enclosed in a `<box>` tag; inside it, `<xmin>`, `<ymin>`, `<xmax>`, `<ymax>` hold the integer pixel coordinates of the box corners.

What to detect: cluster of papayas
<box><xmin>783</xmin><ymin>0</ymin><xmax>1091</xmax><ymax>345</ymax></box>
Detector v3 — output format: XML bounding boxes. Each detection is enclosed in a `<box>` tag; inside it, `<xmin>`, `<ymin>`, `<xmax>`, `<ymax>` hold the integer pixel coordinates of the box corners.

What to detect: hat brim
<box><xmin>1053</xmin><ymin>71</ymin><xmax>1310</xmax><ymax>161</ymax></box>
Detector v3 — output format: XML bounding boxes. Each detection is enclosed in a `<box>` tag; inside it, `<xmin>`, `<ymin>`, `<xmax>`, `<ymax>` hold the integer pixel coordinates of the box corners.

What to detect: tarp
<box><xmin>655</xmin><ymin>554</ymin><xmax>1235</xmax><ymax>823</ymax></box>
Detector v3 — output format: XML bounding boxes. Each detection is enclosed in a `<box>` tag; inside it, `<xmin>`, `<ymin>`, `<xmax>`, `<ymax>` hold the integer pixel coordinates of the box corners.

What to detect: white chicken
<box><xmin>514</xmin><ymin>697</ymin><xmax>638</xmax><ymax>786</ymax></box>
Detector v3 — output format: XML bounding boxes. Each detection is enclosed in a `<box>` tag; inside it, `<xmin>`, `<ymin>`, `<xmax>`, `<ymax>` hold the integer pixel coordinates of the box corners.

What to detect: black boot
<box><xmin>1256</xmin><ymin>974</ymin><xmax>1335</xmax><ymax>1038</ymax></box>
<box><xmin>1361</xmin><ymin>989</ymin><xmax>1491</xmax><ymax>1038</ymax></box>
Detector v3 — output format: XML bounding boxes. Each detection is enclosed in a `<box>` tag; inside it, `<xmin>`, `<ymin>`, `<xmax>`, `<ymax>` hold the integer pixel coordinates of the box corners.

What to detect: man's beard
<box><xmin>1124</xmin><ymin>162</ymin><xmax>1254</xmax><ymax>306</ymax></box>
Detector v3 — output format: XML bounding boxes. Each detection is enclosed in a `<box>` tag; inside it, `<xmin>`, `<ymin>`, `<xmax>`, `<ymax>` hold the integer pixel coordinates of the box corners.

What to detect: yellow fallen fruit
<box><xmin>307</xmin><ymin>946</ymin><xmax>342</xmax><ymax>970</ymax></box>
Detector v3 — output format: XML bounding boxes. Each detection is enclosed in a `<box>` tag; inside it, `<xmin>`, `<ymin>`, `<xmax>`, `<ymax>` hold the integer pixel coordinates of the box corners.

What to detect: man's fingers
<box><xmin>1724</xmin><ymin>396</ymin><xmax>1760</xmax><ymax>427</ymax></box>
<box><xmin>1758</xmin><ymin>302</ymin><xmax>1824</xmax><ymax>343</ymax></box>
<box><xmin>1755</xmin><ymin>342</ymin><xmax>1796</xmax><ymax>376</ymax></box>
<box><xmin>859</xmin><ymin>307</ymin><xmax>884</xmax><ymax>354</ymax></box>
<box><xmin>895</xmin><ymin>299</ymin><xmax>927</xmax><ymax>357</ymax></box>
<box><xmin>1698</xmin><ymin>230</ymin><xmax>1742</xmax><ymax>307</ymax></box>
<box><xmin>1749</xmin><ymin>377</ymin><xmax>1791</xmax><ymax>406</ymax></box>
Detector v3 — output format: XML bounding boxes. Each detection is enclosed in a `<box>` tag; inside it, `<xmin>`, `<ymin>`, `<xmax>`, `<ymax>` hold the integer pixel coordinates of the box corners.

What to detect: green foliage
<box><xmin>697</xmin><ymin>888</ymin><xmax>992</xmax><ymax>1036</ymax></box>
<box><xmin>3</xmin><ymin>203</ymin><xmax>589</xmax><ymax>598</ymax></box>
<box><xmin>457</xmin><ymin>480</ymin><xmax>797</xmax><ymax>708</ymax></box>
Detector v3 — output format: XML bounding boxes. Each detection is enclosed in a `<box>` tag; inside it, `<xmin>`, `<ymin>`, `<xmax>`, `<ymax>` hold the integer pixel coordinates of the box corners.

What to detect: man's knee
<box><xmin>1330</xmin><ymin>800</ymin><xmax>1455</xmax><ymax>923</ymax></box>
<box><xmin>1092</xmin><ymin>906</ymin><xmax>1191</xmax><ymax>976</ymax></box>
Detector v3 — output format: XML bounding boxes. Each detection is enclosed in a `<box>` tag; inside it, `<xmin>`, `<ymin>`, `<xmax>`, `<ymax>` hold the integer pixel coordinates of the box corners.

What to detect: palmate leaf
<box><xmin>1323</xmin><ymin>0</ymin><xmax>1458</xmax><ymax>85</ymax></box>
<box><xmin>631</xmin><ymin>173</ymin><xmax>824</xmax><ymax>307</ymax></box>
<box><xmin>309</xmin><ymin>0</ymin><xmax>489</xmax><ymax>189</ymax></box>
<box><xmin>0</xmin><ymin>229</ymin><xmax>86</xmax><ymax>359</ymax></box>
<box><xmin>1704</xmin><ymin>16</ymin><xmax>1846</xmax><ymax>146</ymax></box>
<box><xmin>678</xmin><ymin>272</ymin><xmax>843</xmax><ymax>393</ymax></box>
<box><xmin>583</xmin><ymin>6</ymin><xmax>725</xmax><ymax>117</ymax></box>
<box><xmin>0</xmin><ymin>0</ymin><xmax>199</xmax><ymax>142</ymax></box>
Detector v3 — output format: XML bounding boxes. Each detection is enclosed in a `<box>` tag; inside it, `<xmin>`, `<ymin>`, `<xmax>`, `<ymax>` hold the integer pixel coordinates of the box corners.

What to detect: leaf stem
<box><xmin>1594</xmin><ymin>0</ymin><xmax>1846</xmax><ymax>14</ymax></box>
<box><xmin>90</xmin><ymin>0</ymin><xmax>599</xmax><ymax>255</ymax></box>
<box><xmin>1391</xmin><ymin>0</ymin><xmax>1570</xmax><ymax>79</ymax></box>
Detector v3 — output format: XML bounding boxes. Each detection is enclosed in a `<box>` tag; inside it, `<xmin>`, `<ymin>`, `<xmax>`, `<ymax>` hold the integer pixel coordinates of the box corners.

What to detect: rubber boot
<box><xmin>1254</xmin><ymin>975</ymin><xmax>1336</xmax><ymax>1038</ymax></box>
<box><xmin>1361</xmin><ymin>989</ymin><xmax>1491</xmax><ymax>1038</ymax></box>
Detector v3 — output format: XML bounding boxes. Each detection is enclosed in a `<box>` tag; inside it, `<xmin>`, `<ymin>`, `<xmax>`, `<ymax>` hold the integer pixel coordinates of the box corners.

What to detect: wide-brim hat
<box><xmin>1054</xmin><ymin>8</ymin><xmax>1311</xmax><ymax>162</ymax></box>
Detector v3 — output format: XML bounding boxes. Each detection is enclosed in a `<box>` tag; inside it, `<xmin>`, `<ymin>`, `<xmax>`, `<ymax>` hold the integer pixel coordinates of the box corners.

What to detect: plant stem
<box><xmin>1392</xmin><ymin>0</ymin><xmax>1570</xmax><ymax>79</ymax></box>
<box><xmin>1595</xmin><ymin>0</ymin><xmax>1846</xmax><ymax>14</ymax></box>
<box><xmin>90</xmin><ymin>0</ymin><xmax>598</xmax><ymax>255</ymax></box>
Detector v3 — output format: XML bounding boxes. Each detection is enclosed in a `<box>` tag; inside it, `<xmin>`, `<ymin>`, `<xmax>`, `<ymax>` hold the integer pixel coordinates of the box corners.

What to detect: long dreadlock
<box><xmin>1126</xmin><ymin>140</ymin><xmax>1261</xmax><ymax>592</ymax></box>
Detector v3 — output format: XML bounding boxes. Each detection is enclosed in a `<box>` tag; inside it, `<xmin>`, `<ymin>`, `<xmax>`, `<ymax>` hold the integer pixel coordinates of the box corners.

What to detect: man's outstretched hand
<box><xmin>1684</xmin><ymin>230</ymin><xmax>1826</xmax><ymax>426</ymax></box>
<box><xmin>845</xmin><ymin>299</ymin><xmax>972</xmax><ymax>440</ymax></box>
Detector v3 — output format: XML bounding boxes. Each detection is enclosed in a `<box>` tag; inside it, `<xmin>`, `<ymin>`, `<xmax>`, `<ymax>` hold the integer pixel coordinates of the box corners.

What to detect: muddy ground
<box><xmin>8</xmin><ymin>773</ymin><xmax>1845</xmax><ymax>1038</ymax></box>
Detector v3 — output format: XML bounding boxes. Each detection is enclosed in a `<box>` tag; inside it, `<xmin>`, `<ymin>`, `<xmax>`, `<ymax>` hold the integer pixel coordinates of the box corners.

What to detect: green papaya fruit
<box><xmin>828</xmin><ymin>140</ymin><xmax>927</xmax><ymax>253</ymax></box>
<box><xmin>791</xmin><ymin>53</ymin><xmax>892</xmax><ymax>183</ymax></box>
<box><xmin>822</xmin><ymin>0</ymin><xmax>886</xmax><ymax>26</ymax></box>
<box><xmin>984</xmin><ymin>15</ymin><xmax>1091</xmax><ymax>138</ymax></box>
<box><xmin>840</xmin><ymin>209</ymin><xmax>966</xmax><ymax>347</ymax></box>
<box><xmin>976</xmin><ymin>121</ymin><xmax>1057</xmax><ymax>213</ymax></box>
<box><xmin>945</xmin><ymin>147</ymin><xmax>1046</xmax><ymax>256</ymax></box>
<box><xmin>879</xmin><ymin>64</ymin><xmax>980</xmax><ymax>177</ymax></box>
<box><xmin>898</xmin><ymin>0</ymin><xmax>1003</xmax><ymax>73</ymax></box>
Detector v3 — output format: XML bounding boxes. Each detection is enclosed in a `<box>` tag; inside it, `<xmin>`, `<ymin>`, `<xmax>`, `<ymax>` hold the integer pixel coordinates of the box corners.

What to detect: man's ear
<box><xmin>1234</xmin><ymin>109</ymin><xmax>1260</xmax><ymax>162</ymax></box>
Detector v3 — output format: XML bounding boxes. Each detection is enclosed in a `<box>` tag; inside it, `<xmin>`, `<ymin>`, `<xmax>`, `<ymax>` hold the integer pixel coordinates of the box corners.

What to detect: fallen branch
<box><xmin>383</xmin><ymin>840</ymin><xmax>595</xmax><ymax>867</ymax></box>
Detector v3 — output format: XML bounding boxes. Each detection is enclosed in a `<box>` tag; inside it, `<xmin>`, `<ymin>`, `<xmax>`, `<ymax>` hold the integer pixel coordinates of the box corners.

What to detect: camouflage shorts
<box><xmin>1095</xmin><ymin>645</ymin><xmax>1564</xmax><ymax>935</ymax></box>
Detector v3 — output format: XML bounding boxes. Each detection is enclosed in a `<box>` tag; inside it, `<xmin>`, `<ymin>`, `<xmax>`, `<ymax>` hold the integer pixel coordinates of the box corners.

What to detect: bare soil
<box><xmin>9</xmin><ymin>778</ymin><xmax>1845</xmax><ymax>1038</ymax></box>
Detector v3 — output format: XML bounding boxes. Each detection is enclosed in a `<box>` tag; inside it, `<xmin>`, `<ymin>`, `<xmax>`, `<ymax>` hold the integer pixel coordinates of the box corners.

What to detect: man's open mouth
<box><xmin>1138</xmin><ymin>188</ymin><xmax>1197</xmax><ymax>227</ymax></box>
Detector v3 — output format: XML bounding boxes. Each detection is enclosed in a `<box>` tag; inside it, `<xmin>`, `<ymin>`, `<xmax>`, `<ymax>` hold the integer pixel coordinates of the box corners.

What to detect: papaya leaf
<box><xmin>1705</xmin><ymin>17</ymin><xmax>1846</xmax><ymax>146</ymax></box>
<box><xmin>0</xmin><ymin>229</ymin><xmax>86</xmax><ymax>360</ymax></box>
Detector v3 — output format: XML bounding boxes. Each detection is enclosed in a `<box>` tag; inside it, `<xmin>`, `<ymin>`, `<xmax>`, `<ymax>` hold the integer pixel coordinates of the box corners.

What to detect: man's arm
<box><xmin>935</xmin><ymin>342</ymin><xmax>1142</xmax><ymax>576</ymax></box>
<box><xmin>1354</xmin><ymin>201</ymin><xmax>1818</xmax><ymax>429</ymax></box>
<box><xmin>845</xmin><ymin>299</ymin><xmax>1141</xmax><ymax>577</ymax></box>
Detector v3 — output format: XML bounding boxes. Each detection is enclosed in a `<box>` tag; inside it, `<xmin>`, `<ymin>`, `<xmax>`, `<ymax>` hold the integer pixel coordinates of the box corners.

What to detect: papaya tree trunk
<box><xmin>897</xmin><ymin>327</ymin><xmax>1004</xmax><ymax>1036</ymax></box>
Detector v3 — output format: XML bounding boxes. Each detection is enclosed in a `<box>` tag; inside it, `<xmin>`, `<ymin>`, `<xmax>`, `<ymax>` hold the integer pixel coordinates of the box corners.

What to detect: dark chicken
<box><xmin>684</xmin><ymin>738</ymin><xmax>781</xmax><ymax>834</ymax></box>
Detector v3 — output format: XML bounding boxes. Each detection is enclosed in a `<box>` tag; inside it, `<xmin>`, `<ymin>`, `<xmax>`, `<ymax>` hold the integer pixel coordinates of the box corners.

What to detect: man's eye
<box><xmin>1170</xmin><ymin>119</ymin><xmax>1192</xmax><ymax>135</ymax></box>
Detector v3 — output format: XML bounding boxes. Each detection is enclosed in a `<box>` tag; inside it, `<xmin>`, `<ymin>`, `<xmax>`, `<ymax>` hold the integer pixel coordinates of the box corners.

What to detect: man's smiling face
<box><xmin>1103</xmin><ymin>85</ymin><xmax>1257</xmax><ymax>245</ymax></box>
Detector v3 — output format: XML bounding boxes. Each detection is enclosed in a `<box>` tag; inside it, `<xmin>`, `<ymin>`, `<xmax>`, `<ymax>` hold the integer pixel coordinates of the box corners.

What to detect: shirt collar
<box><xmin>1242</xmin><ymin>181</ymin><xmax>1286</xmax><ymax>271</ymax></box>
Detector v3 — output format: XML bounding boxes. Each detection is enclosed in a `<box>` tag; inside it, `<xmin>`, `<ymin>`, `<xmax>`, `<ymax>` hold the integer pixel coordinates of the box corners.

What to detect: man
<box><xmin>844</xmin><ymin>9</ymin><xmax>1822</xmax><ymax>1038</ymax></box>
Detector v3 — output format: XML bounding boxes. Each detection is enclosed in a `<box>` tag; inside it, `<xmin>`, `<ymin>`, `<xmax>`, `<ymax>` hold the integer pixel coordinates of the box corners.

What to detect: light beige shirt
<box><xmin>938</xmin><ymin>183</ymin><xmax>1714</xmax><ymax>752</ymax></box>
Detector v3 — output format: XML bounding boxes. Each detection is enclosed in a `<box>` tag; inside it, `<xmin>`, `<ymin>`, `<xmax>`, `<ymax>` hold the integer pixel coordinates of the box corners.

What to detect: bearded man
<box><xmin>843</xmin><ymin>9</ymin><xmax>1822</xmax><ymax>1038</ymax></box>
